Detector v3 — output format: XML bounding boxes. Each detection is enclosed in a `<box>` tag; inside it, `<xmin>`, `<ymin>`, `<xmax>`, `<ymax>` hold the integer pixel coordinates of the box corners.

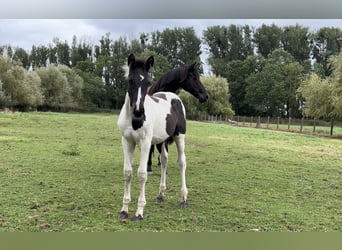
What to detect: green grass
<box><xmin>0</xmin><ymin>112</ymin><xmax>341</xmax><ymax>232</ymax></box>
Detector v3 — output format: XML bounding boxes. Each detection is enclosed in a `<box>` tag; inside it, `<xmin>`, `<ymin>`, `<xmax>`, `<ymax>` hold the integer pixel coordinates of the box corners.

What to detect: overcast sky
<box><xmin>1</xmin><ymin>19</ymin><xmax>341</xmax><ymax>51</ymax></box>
<box><xmin>0</xmin><ymin>19</ymin><xmax>341</xmax><ymax>74</ymax></box>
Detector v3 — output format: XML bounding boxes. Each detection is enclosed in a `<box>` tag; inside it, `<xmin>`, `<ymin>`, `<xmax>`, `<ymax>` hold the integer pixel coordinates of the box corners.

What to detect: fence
<box><xmin>206</xmin><ymin>115</ymin><xmax>342</xmax><ymax>138</ymax></box>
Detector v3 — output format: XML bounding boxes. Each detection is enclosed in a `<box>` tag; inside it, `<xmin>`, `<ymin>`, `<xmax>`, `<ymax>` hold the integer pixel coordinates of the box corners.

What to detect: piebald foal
<box><xmin>117</xmin><ymin>54</ymin><xmax>188</xmax><ymax>221</ymax></box>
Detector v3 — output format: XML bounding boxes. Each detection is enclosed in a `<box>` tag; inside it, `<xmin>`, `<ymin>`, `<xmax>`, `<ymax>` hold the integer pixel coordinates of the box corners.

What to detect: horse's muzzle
<box><xmin>199</xmin><ymin>94</ymin><xmax>208</xmax><ymax>103</ymax></box>
<box><xmin>133</xmin><ymin>107</ymin><xmax>145</xmax><ymax>118</ymax></box>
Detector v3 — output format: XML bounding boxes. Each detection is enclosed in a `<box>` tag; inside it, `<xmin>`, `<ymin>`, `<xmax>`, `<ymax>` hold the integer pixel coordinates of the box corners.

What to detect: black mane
<box><xmin>148</xmin><ymin>65</ymin><xmax>196</xmax><ymax>95</ymax></box>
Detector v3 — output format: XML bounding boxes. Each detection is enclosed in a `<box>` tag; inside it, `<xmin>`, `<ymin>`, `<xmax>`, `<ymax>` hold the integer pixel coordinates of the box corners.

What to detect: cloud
<box><xmin>0</xmin><ymin>19</ymin><xmax>340</xmax><ymax>52</ymax></box>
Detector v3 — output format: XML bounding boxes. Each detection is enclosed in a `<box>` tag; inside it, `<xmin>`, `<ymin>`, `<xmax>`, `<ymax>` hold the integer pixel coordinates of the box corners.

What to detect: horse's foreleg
<box><xmin>134</xmin><ymin>139</ymin><xmax>151</xmax><ymax>220</ymax></box>
<box><xmin>157</xmin><ymin>143</ymin><xmax>168</xmax><ymax>202</ymax></box>
<box><xmin>175</xmin><ymin>134</ymin><xmax>188</xmax><ymax>208</ymax></box>
<box><xmin>119</xmin><ymin>137</ymin><xmax>135</xmax><ymax>221</ymax></box>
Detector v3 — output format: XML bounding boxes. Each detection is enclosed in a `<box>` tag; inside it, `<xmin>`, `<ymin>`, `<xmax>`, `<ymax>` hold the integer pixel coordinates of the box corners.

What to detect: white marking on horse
<box><xmin>136</xmin><ymin>87</ymin><xmax>142</xmax><ymax>111</ymax></box>
<box><xmin>139</xmin><ymin>74</ymin><xmax>144</xmax><ymax>82</ymax></box>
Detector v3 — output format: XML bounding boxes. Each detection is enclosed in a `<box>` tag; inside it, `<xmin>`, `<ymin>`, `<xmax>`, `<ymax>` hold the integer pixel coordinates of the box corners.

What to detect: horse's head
<box><xmin>127</xmin><ymin>53</ymin><xmax>154</xmax><ymax>119</ymax></box>
<box><xmin>181</xmin><ymin>63</ymin><xmax>208</xmax><ymax>103</ymax></box>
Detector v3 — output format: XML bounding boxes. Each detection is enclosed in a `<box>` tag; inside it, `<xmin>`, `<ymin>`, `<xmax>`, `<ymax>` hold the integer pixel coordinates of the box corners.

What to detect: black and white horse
<box><xmin>147</xmin><ymin>64</ymin><xmax>208</xmax><ymax>172</ymax></box>
<box><xmin>118</xmin><ymin>54</ymin><xmax>188</xmax><ymax>221</ymax></box>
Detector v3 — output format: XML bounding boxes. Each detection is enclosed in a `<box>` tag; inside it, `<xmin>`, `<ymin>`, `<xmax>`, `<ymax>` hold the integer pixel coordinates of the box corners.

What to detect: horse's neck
<box><xmin>150</xmin><ymin>78</ymin><xmax>180</xmax><ymax>94</ymax></box>
<box><xmin>123</xmin><ymin>93</ymin><xmax>132</xmax><ymax>115</ymax></box>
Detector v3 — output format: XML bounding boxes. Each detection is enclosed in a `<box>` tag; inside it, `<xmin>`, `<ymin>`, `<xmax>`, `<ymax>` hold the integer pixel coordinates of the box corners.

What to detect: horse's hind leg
<box><xmin>174</xmin><ymin>134</ymin><xmax>188</xmax><ymax>208</ymax></box>
<box><xmin>119</xmin><ymin>137</ymin><xmax>135</xmax><ymax>221</ymax></box>
<box><xmin>157</xmin><ymin>143</ymin><xmax>168</xmax><ymax>202</ymax></box>
<box><xmin>147</xmin><ymin>145</ymin><xmax>154</xmax><ymax>173</ymax></box>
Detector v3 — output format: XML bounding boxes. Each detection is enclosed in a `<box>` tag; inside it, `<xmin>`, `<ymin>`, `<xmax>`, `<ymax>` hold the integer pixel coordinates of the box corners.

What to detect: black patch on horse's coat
<box><xmin>150</xmin><ymin>96</ymin><xmax>159</xmax><ymax>103</ymax></box>
<box><xmin>153</xmin><ymin>93</ymin><xmax>167</xmax><ymax>100</ymax></box>
<box><xmin>166</xmin><ymin>98</ymin><xmax>186</xmax><ymax>137</ymax></box>
<box><xmin>150</xmin><ymin>93</ymin><xmax>167</xmax><ymax>103</ymax></box>
<box><xmin>132</xmin><ymin>113</ymin><xmax>145</xmax><ymax>130</ymax></box>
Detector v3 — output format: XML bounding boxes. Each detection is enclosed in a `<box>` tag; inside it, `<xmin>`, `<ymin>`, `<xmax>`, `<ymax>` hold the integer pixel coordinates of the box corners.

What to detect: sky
<box><xmin>1</xmin><ymin>19</ymin><xmax>341</xmax><ymax>51</ymax></box>
<box><xmin>0</xmin><ymin>19</ymin><xmax>341</xmax><ymax>74</ymax></box>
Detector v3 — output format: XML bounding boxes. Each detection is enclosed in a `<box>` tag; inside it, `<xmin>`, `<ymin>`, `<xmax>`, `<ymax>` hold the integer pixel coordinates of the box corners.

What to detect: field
<box><xmin>0</xmin><ymin>112</ymin><xmax>341</xmax><ymax>232</ymax></box>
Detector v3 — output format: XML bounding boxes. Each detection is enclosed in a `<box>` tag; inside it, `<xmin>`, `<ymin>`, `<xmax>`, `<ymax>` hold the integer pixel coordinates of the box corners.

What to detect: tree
<box><xmin>203</xmin><ymin>24</ymin><xmax>254</xmax><ymax>77</ymax></box>
<box><xmin>0</xmin><ymin>79</ymin><xmax>11</xmax><ymax>108</ymax></box>
<box><xmin>253</xmin><ymin>24</ymin><xmax>282</xmax><ymax>57</ymax></box>
<box><xmin>245</xmin><ymin>50</ymin><xmax>303</xmax><ymax>117</ymax></box>
<box><xmin>36</xmin><ymin>65</ymin><xmax>71</xmax><ymax>110</ymax></box>
<box><xmin>310</xmin><ymin>27</ymin><xmax>342</xmax><ymax>77</ymax></box>
<box><xmin>74</xmin><ymin>68</ymin><xmax>106</xmax><ymax>109</ymax></box>
<box><xmin>13</xmin><ymin>47</ymin><xmax>30</xmax><ymax>69</ymax></box>
<box><xmin>281</xmin><ymin>24</ymin><xmax>311</xmax><ymax>72</ymax></box>
<box><xmin>297</xmin><ymin>55</ymin><xmax>342</xmax><ymax>135</ymax></box>
<box><xmin>30</xmin><ymin>45</ymin><xmax>49</xmax><ymax>68</ymax></box>
<box><xmin>327</xmin><ymin>55</ymin><xmax>342</xmax><ymax>119</ymax></box>
<box><xmin>149</xmin><ymin>27</ymin><xmax>202</xmax><ymax>69</ymax></box>
<box><xmin>58</xmin><ymin>65</ymin><xmax>83</xmax><ymax>107</ymax></box>
<box><xmin>179</xmin><ymin>76</ymin><xmax>234</xmax><ymax>118</ymax></box>
<box><xmin>0</xmin><ymin>57</ymin><xmax>43</xmax><ymax>110</ymax></box>
<box><xmin>227</xmin><ymin>55</ymin><xmax>264</xmax><ymax>115</ymax></box>
<box><xmin>70</xmin><ymin>35</ymin><xmax>93</xmax><ymax>66</ymax></box>
<box><xmin>297</xmin><ymin>74</ymin><xmax>334</xmax><ymax>119</ymax></box>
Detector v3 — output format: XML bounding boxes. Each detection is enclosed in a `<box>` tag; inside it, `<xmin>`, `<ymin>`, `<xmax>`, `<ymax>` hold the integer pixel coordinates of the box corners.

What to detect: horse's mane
<box><xmin>148</xmin><ymin>65</ymin><xmax>195</xmax><ymax>95</ymax></box>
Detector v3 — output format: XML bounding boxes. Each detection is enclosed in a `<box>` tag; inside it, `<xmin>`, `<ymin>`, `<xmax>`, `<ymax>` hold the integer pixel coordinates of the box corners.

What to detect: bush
<box><xmin>179</xmin><ymin>76</ymin><xmax>234</xmax><ymax>119</ymax></box>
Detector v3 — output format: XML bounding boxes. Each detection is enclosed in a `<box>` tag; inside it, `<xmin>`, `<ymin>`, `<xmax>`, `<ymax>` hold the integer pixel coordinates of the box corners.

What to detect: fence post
<box><xmin>250</xmin><ymin>116</ymin><xmax>253</xmax><ymax>127</ymax></box>
<box><xmin>267</xmin><ymin>116</ymin><xmax>270</xmax><ymax>129</ymax></box>
<box><xmin>313</xmin><ymin>118</ymin><xmax>316</xmax><ymax>133</ymax></box>
<box><xmin>300</xmin><ymin>117</ymin><xmax>304</xmax><ymax>132</ymax></box>
<box><xmin>330</xmin><ymin>119</ymin><xmax>334</xmax><ymax>136</ymax></box>
<box><xmin>256</xmin><ymin>116</ymin><xmax>261</xmax><ymax>128</ymax></box>
<box><xmin>288</xmin><ymin>117</ymin><xmax>291</xmax><ymax>130</ymax></box>
<box><xmin>277</xmin><ymin>117</ymin><xmax>280</xmax><ymax>129</ymax></box>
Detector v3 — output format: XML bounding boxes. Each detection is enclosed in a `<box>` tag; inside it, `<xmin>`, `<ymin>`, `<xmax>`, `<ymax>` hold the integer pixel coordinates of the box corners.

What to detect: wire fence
<box><xmin>205</xmin><ymin>114</ymin><xmax>342</xmax><ymax>138</ymax></box>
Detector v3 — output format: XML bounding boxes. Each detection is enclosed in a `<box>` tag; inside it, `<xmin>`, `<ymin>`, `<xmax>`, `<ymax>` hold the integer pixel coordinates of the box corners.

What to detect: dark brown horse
<box><xmin>147</xmin><ymin>64</ymin><xmax>208</xmax><ymax>172</ymax></box>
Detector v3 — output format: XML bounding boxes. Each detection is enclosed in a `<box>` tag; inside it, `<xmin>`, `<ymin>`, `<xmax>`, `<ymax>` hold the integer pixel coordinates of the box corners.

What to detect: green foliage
<box><xmin>1</xmin><ymin>24</ymin><xmax>341</xmax><ymax>116</ymax></box>
<box><xmin>281</xmin><ymin>24</ymin><xmax>311</xmax><ymax>63</ymax></box>
<box><xmin>58</xmin><ymin>65</ymin><xmax>83</xmax><ymax>105</ymax></box>
<box><xmin>253</xmin><ymin>24</ymin><xmax>283</xmax><ymax>57</ymax></box>
<box><xmin>298</xmin><ymin>55</ymin><xmax>342</xmax><ymax>120</ymax></box>
<box><xmin>179</xmin><ymin>76</ymin><xmax>234</xmax><ymax>118</ymax></box>
<box><xmin>148</xmin><ymin>27</ymin><xmax>202</xmax><ymax>69</ymax></box>
<box><xmin>245</xmin><ymin>49</ymin><xmax>304</xmax><ymax>117</ymax></box>
<box><xmin>227</xmin><ymin>55</ymin><xmax>264</xmax><ymax>115</ymax></box>
<box><xmin>298</xmin><ymin>74</ymin><xmax>333</xmax><ymax>119</ymax></box>
<box><xmin>0</xmin><ymin>57</ymin><xmax>43</xmax><ymax>110</ymax></box>
<box><xmin>310</xmin><ymin>27</ymin><xmax>342</xmax><ymax>77</ymax></box>
<box><xmin>36</xmin><ymin>65</ymin><xmax>83</xmax><ymax>110</ymax></box>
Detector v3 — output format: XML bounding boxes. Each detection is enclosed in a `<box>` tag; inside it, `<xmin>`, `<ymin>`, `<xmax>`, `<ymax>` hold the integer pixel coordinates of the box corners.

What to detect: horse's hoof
<box><xmin>156</xmin><ymin>195</ymin><xmax>164</xmax><ymax>203</ymax></box>
<box><xmin>133</xmin><ymin>214</ymin><xmax>143</xmax><ymax>221</ymax></box>
<box><xmin>180</xmin><ymin>200</ymin><xmax>188</xmax><ymax>208</ymax></box>
<box><xmin>118</xmin><ymin>211</ymin><xmax>129</xmax><ymax>222</ymax></box>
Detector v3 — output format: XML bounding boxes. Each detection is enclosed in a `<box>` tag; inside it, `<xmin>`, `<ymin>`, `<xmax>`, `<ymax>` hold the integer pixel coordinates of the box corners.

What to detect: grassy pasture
<box><xmin>0</xmin><ymin>112</ymin><xmax>341</xmax><ymax>232</ymax></box>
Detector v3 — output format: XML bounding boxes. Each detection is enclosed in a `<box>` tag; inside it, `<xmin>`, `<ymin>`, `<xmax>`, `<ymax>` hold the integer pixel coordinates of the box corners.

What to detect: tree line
<box><xmin>0</xmin><ymin>23</ymin><xmax>341</xmax><ymax>120</ymax></box>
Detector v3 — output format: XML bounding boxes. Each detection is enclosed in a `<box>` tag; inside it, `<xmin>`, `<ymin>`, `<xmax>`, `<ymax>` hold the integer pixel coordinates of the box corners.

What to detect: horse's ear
<box><xmin>145</xmin><ymin>56</ymin><xmax>154</xmax><ymax>71</ymax></box>
<box><xmin>128</xmin><ymin>53</ymin><xmax>135</xmax><ymax>66</ymax></box>
<box><xmin>188</xmin><ymin>63</ymin><xmax>197</xmax><ymax>72</ymax></box>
